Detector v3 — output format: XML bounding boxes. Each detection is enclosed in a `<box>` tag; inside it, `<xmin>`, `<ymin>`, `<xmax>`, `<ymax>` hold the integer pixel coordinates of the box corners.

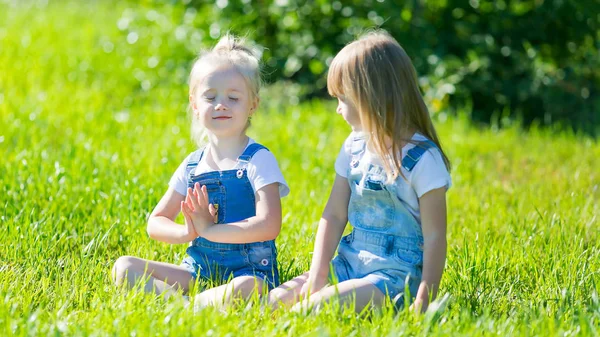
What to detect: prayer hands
<box><xmin>181</xmin><ymin>182</ymin><xmax>218</xmax><ymax>238</ymax></box>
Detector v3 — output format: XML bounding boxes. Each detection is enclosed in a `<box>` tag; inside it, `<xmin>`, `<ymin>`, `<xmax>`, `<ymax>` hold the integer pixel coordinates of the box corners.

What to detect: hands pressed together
<box><xmin>181</xmin><ymin>182</ymin><xmax>218</xmax><ymax>240</ymax></box>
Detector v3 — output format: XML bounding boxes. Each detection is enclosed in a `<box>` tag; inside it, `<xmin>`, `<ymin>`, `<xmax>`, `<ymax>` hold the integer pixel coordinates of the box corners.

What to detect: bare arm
<box><xmin>304</xmin><ymin>174</ymin><xmax>351</xmax><ymax>292</ymax></box>
<box><xmin>189</xmin><ymin>183</ymin><xmax>282</xmax><ymax>244</ymax></box>
<box><xmin>414</xmin><ymin>187</ymin><xmax>448</xmax><ymax>312</ymax></box>
<box><xmin>147</xmin><ymin>187</ymin><xmax>197</xmax><ymax>244</ymax></box>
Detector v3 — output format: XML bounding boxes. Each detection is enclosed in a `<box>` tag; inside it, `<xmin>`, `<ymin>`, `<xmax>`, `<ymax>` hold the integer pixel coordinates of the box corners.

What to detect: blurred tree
<box><xmin>148</xmin><ymin>0</ymin><xmax>599</xmax><ymax>133</ymax></box>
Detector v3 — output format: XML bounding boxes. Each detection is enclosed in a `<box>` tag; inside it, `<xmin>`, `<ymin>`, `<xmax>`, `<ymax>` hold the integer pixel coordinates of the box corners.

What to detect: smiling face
<box><xmin>190</xmin><ymin>64</ymin><xmax>257</xmax><ymax>138</ymax></box>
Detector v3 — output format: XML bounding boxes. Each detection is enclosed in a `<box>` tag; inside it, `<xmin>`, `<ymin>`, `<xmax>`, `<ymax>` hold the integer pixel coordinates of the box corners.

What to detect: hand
<box><xmin>181</xmin><ymin>203</ymin><xmax>199</xmax><ymax>241</ymax></box>
<box><xmin>299</xmin><ymin>275</ymin><xmax>328</xmax><ymax>298</ymax></box>
<box><xmin>181</xmin><ymin>183</ymin><xmax>218</xmax><ymax>237</ymax></box>
<box><xmin>410</xmin><ymin>299</ymin><xmax>428</xmax><ymax>314</ymax></box>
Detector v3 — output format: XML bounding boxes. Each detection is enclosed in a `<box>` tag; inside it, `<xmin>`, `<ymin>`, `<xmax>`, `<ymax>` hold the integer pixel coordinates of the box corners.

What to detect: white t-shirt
<box><xmin>169</xmin><ymin>138</ymin><xmax>290</xmax><ymax>198</ymax></box>
<box><xmin>335</xmin><ymin>132</ymin><xmax>451</xmax><ymax>223</ymax></box>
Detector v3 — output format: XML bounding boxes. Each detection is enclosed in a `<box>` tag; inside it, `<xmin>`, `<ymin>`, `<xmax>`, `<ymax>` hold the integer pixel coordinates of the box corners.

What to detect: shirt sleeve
<box><xmin>168</xmin><ymin>153</ymin><xmax>193</xmax><ymax>196</ymax></box>
<box><xmin>409</xmin><ymin>148</ymin><xmax>452</xmax><ymax>197</ymax></box>
<box><xmin>334</xmin><ymin>134</ymin><xmax>353</xmax><ymax>178</ymax></box>
<box><xmin>247</xmin><ymin>149</ymin><xmax>290</xmax><ymax>198</ymax></box>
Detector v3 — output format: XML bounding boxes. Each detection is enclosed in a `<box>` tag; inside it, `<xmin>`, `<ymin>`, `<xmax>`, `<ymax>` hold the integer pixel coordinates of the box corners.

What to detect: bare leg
<box><xmin>266</xmin><ymin>272</ymin><xmax>310</xmax><ymax>309</ymax></box>
<box><xmin>112</xmin><ymin>256</ymin><xmax>194</xmax><ymax>298</ymax></box>
<box><xmin>194</xmin><ymin>275</ymin><xmax>267</xmax><ymax>310</ymax></box>
<box><xmin>291</xmin><ymin>278</ymin><xmax>385</xmax><ymax>313</ymax></box>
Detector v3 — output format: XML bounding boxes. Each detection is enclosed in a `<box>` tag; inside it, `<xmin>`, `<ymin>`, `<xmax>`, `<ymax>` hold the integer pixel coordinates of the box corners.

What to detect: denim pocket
<box><xmin>395</xmin><ymin>248</ymin><xmax>422</xmax><ymax>266</ymax></box>
<box><xmin>247</xmin><ymin>245</ymin><xmax>275</xmax><ymax>270</ymax></box>
<box><xmin>364</xmin><ymin>178</ymin><xmax>384</xmax><ymax>191</ymax></box>
<box><xmin>203</xmin><ymin>184</ymin><xmax>225</xmax><ymax>224</ymax></box>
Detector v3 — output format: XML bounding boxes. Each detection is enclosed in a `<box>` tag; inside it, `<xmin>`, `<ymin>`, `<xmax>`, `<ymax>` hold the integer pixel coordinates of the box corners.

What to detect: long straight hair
<box><xmin>328</xmin><ymin>31</ymin><xmax>451</xmax><ymax>180</ymax></box>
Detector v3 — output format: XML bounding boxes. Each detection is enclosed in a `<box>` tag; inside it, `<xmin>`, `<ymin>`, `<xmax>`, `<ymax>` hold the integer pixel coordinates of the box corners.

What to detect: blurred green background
<box><xmin>177</xmin><ymin>0</ymin><xmax>599</xmax><ymax>133</ymax></box>
<box><xmin>4</xmin><ymin>0</ymin><xmax>597</xmax><ymax>132</ymax></box>
<box><xmin>105</xmin><ymin>0</ymin><xmax>599</xmax><ymax>133</ymax></box>
<box><xmin>1</xmin><ymin>1</ymin><xmax>599</xmax><ymax>335</ymax></box>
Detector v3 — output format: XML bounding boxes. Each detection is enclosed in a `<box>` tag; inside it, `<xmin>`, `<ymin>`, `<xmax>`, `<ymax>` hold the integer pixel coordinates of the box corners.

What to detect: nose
<box><xmin>215</xmin><ymin>101</ymin><xmax>227</xmax><ymax>111</ymax></box>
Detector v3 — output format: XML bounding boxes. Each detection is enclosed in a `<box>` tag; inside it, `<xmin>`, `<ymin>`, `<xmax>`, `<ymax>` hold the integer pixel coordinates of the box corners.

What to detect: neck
<box><xmin>207</xmin><ymin>133</ymin><xmax>249</xmax><ymax>161</ymax></box>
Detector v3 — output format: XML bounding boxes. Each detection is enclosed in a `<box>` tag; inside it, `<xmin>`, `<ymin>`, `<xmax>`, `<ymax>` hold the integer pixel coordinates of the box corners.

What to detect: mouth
<box><xmin>212</xmin><ymin>116</ymin><xmax>232</xmax><ymax>120</ymax></box>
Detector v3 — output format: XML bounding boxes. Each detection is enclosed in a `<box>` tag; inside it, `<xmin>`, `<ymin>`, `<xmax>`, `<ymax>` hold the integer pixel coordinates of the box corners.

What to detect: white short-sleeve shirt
<box><xmin>169</xmin><ymin>138</ymin><xmax>290</xmax><ymax>198</ymax></box>
<box><xmin>334</xmin><ymin>132</ymin><xmax>451</xmax><ymax>223</ymax></box>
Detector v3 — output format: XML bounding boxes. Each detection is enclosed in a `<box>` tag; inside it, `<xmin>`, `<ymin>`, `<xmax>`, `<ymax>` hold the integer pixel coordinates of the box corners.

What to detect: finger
<box><xmin>200</xmin><ymin>185</ymin><xmax>209</xmax><ymax>207</ymax></box>
<box><xmin>186</xmin><ymin>188</ymin><xmax>195</xmax><ymax>210</ymax></box>
<box><xmin>196</xmin><ymin>183</ymin><xmax>207</xmax><ymax>207</ymax></box>
<box><xmin>208</xmin><ymin>203</ymin><xmax>216</xmax><ymax>216</ymax></box>
<box><xmin>190</xmin><ymin>186</ymin><xmax>201</xmax><ymax>209</ymax></box>
<box><xmin>183</xmin><ymin>202</ymin><xmax>195</xmax><ymax>220</ymax></box>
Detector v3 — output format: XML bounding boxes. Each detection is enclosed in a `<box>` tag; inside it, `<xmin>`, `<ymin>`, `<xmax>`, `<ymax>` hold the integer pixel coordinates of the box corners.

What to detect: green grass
<box><xmin>1</xmin><ymin>1</ymin><xmax>599</xmax><ymax>336</ymax></box>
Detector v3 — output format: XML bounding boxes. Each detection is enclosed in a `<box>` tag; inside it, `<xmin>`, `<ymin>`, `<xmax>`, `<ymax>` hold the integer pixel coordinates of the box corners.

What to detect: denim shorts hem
<box><xmin>180</xmin><ymin>257</ymin><xmax>279</xmax><ymax>290</ymax></box>
<box><xmin>233</xmin><ymin>270</ymin><xmax>279</xmax><ymax>290</ymax></box>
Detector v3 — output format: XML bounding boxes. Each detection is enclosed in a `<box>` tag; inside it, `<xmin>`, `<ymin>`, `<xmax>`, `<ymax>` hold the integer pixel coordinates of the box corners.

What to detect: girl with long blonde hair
<box><xmin>269</xmin><ymin>30</ymin><xmax>451</xmax><ymax>313</ymax></box>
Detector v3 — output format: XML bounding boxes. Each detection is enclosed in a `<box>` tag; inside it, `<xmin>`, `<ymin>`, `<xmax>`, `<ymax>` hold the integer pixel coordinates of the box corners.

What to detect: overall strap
<box><xmin>349</xmin><ymin>134</ymin><xmax>367</xmax><ymax>168</ymax></box>
<box><xmin>237</xmin><ymin>143</ymin><xmax>268</xmax><ymax>163</ymax></box>
<box><xmin>185</xmin><ymin>148</ymin><xmax>205</xmax><ymax>183</ymax></box>
<box><xmin>350</xmin><ymin>134</ymin><xmax>367</xmax><ymax>156</ymax></box>
<box><xmin>401</xmin><ymin>140</ymin><xmax>437</xmax><ymax>172</ymax></box>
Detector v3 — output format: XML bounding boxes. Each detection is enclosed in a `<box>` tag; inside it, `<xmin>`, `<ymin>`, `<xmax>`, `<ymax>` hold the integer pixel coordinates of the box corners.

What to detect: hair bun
<box><xmin>213</xmin><ymin>33</ymin><xmax>263</xmax><ymax>60</ymax></box>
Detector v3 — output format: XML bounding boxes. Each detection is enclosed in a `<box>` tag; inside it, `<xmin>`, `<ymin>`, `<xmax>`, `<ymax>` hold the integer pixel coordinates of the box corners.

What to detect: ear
<box><xmin>189</xmin><ymin>95</ymin><xmax>196</xmax><ymax>111</ymax></box>
<box><xmin>250</xmin><ymin>96</ymin><xmax>260</xmax><ymax>115</ymax></box>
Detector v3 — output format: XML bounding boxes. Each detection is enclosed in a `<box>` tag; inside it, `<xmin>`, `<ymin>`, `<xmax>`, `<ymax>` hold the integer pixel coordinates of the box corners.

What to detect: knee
<box><xmin>267</xmin><ymin>288</ymin><xmax>287</xmax><ymax>307</ymax></box>
<box><xmin>112</xmin><ymin>255</ymin><xmax>139</xmax><ymax>285</ymax></box>
<box><xmin>232</xmin><ymin>276</ymin><xmax>264</xmax><ymax>294</ymax></box>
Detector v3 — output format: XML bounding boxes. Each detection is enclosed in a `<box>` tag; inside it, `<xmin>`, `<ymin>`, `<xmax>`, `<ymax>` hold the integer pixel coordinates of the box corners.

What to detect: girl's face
<box><xmin>190</xmin><ymin>65</ymin><xmax>257</xmax><ymax>138</ymax></box>
<box><xmin>336</xmin><ymin>95</ymin><xmax>361</xmax><ymax>131</ymax></box>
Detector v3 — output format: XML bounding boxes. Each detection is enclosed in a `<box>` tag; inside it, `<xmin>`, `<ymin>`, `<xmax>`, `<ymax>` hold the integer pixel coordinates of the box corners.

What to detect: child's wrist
<box><xmin>310</xmin><ymin>268</ymin><xmax>329</xmax><ymax>281</ymax></box>
<box><xmin>183</xmin><ymin>230</ymin><xmax>196</xmax><ymax>242</ymax></box>
<box><xmin>195</xmin><ymin>220</ymin><xmax>212</xmax><ymax>238</ymax></box>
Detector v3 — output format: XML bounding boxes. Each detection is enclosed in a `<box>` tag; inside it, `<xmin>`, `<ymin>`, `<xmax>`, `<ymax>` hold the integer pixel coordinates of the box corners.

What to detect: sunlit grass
<box><xmin>1</xmin><ymin>1</ymin><xmax>599</xmax><ymax>336</ymax></box>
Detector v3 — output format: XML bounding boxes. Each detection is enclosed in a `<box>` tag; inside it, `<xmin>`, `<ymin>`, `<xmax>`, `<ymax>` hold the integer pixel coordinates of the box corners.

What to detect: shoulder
<box><xmin>243</xmin><ymin>139</ymin><xmax>279</xmax><ymax>170</ymax></box>
<box><xmin>168</xmin><ymin>149</ymin><xmax>204</xmax><ymax>196</ymax></box>
<box><xmin>187</xmin><ymin>148</ymin><xmax>205</xmax><ymax>165</ymax></box>
<box><xmin>175</xmin><ymin>150</ymin><xmax>201</xmax><ymax>172</ymax></box>
<box><xmin>341</xmin><ymin>131</ymin><xmax>365</xmax><ymax>154</ymax></box>
<box><xmin>408</xmin><ymin>135</ymin><xmax>447</xmax><ymax>169</ymax></box>
<box><xmin>249</xmin><ymin>146</ymin><xmax>277</xmax><ymax>166</ymax></box>
<box><xmin>244</xmin><ymin>139</ymin><xmax>272</xmax><ymax>161</ymax></box>
<box><xmin>405</xmin><ymin>135</ymin><xmax>451</xmax><ymax>196</ymax></box>
<box><xmin>244</xmin><ymin>142</ymin><xmax>289</xmax><ymax>197</ymax></box>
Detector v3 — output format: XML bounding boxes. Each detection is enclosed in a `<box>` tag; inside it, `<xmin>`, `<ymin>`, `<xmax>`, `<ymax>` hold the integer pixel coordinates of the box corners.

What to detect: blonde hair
<box><xmin>188</xmin><ymin>34</ymin><xmax>262</xmax><ymax>146</ymax></box>
<box><xmin>327</xmin><ymin>30</ymin><xmax>451</xmax><ymax>181</ymax></box>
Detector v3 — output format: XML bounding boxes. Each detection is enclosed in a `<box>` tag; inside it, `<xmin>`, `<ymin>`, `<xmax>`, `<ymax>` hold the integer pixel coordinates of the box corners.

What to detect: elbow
<box><xmin>263</xmin><ymin>217</ymin><xmax>281</xmax><ymax>241</ymax></box>
<box><xmin>423</xmin><ymin>234</ymin><xmax>447</xmax><ymax>253</ymax></box>
<box><xmin>146</xmin><ymin>216</ymin><xmax>158</xmax><ymax>239</ymax></box>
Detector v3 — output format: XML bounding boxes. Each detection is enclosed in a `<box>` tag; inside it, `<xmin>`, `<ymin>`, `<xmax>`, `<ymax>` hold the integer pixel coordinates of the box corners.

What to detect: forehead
<box><xmin>197</xmin><ymin>64</ymin><xmax>247</xmax><ymax>92</ymax></box>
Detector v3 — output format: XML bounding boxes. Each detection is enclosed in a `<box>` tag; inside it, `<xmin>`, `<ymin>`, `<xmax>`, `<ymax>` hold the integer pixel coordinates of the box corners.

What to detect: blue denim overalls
<box><xmin>180</xmin><ymin>143</ymin><xmax>280</xmax><ymax>289</ymax></box>
<box><xmin>330</xmin><ymin>134</ymin><xmax>438</xmax><ymax>307</ymax></box>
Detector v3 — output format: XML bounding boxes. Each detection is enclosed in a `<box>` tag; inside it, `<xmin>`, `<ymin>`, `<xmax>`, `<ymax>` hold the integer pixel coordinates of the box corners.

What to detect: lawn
<box><xmin>1</xmin><ymin>1</ymin><xmax>598</xmax><ymax>336</ymax></box>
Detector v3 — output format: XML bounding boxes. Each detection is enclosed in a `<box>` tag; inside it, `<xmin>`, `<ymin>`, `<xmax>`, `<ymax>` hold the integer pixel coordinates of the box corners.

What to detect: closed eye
<box><xmin>229</xmin><ymin>97</ymin><xmax>239</xmax><ymax>101</ymax></box>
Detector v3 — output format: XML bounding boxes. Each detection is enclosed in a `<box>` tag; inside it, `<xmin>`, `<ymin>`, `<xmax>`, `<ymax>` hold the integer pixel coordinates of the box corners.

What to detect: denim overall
<box><xmin>330</xmin><ymin>134</ymin><xmax>438</xmax><ymax>307</ymax></box>
<box><xmin>180</xmin><ymin>143</ymin><xmax>280</xmax><ymax>289</ymax></box>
